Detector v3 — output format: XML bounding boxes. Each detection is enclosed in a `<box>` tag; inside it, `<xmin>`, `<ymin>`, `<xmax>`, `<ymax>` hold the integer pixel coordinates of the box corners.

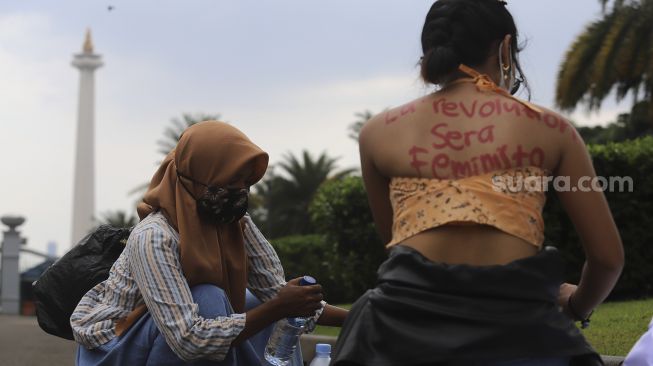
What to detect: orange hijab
<box><xmin>137</xmin><ymin>121</ymin><xmax>268</xmax><ymax>312</ymax></box>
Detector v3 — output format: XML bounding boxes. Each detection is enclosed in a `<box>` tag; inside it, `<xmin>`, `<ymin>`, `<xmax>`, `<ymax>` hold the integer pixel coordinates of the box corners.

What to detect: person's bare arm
<box><xmin>359</xmin><ymin>120</ymin><xmax>393</xmax><ymax>244</ymax></box>
<box><xmin>316</xmin><ymin>304</ymin><xmax>349</xmax><ymax>327</ymax></box>
<box><xmin>232</xmin><ymin>299</ymin><xmax>284</xmax><ymax>345</ymax></box>
<box><xmin>554</xmin><ymin>132</ymin><xmax>624</xmax><ymax>319</ymax></box>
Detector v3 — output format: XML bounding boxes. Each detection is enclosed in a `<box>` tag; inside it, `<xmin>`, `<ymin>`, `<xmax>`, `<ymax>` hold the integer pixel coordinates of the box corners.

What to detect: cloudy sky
<box><xmin>0</xmin><ymin>0</ymin><xmax>630</xmax><ymax>266</ymax></box>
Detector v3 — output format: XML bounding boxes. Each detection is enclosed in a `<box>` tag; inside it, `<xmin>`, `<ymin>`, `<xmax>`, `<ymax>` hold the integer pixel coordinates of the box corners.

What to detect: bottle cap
<box><xmin>299</xmin><ymin>275</ymin><xmax>317</xmax><ymax>286</ymax></box>
<box><xmin>315</xmin><ymin>343</ymin><xmax>331</xmax><ymax>354</ymax></box>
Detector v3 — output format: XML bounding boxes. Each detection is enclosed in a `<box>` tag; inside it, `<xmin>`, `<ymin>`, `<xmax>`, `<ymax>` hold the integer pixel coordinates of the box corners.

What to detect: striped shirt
<box><xmin>71</xmin><ymin>211</ymin><xmax>324</xmax><ymax>362</ymax></box>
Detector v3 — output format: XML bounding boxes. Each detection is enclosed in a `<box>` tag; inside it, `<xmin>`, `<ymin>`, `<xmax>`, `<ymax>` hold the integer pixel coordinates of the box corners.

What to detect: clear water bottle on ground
<box><xmin>309</xmin><ymin>343</ymin><xmax>331</xmax><ymax>366</ymax></box>
<box><xmin>264</xmin><ymin>275</ymin><xmax>317</xmax><ymax>366</ymax></box>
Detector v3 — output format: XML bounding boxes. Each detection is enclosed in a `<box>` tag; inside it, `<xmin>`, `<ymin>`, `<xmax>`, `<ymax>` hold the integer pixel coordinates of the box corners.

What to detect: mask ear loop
<box><xmin>176</xmin><ymin>171</ymin><xmax>204</xmax><ymax>200</ymax></box>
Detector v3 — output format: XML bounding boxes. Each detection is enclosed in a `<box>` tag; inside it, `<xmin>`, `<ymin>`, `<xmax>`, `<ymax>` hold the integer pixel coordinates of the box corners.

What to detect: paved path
<box><xmin>0</xmin><ymin>315</ymin><xmax>76</xmax><ymax>366</ymax></box>
<box><xmin>0</xmin><ymin>314</ymin><xmax>329</xmax><ymax>366</ymax></box>
<box><xmin>0</xmin><ymin>315</ymin><xmax>625</xmax><ymax>366</ymax></box>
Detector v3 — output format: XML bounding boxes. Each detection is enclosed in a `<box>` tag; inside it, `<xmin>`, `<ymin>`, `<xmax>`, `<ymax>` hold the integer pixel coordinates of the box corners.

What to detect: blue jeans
<box><xmin>76</xmin><ymin>285</ymin><xmax>303</xmax><ymax>366</ymax></box>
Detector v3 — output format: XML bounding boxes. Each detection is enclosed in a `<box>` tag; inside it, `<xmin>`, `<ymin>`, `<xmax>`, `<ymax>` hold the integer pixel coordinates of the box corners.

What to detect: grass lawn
<box><xmin>314</xmin><ymin>299</ymin><xmax>652</xmax><ymax>356</ymax></box>
<box><xmin>582</xmin><ymin>298</ymin><xmax>652</xmax><ymax>356</ymax></box>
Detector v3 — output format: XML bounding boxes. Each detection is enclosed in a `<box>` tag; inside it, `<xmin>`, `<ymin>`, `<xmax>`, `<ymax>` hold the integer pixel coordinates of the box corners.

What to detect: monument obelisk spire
<box><xmin>71</xmin><ymin>29</ymin><xmax>103</xmax><ymax>246</ymax></box>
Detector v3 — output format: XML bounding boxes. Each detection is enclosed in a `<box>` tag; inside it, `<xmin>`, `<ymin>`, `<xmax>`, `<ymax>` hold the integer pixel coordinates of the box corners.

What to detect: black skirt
<box><xmin>331</xmin><ymin>245</ymin><xmax>603</xmax><ymax>366</ymax></box>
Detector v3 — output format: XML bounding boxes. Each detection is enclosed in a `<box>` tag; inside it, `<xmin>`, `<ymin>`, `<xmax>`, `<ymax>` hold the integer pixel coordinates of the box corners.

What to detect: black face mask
<box><xmin>177</xmin><ymin>172</ymin><xmax>249</xmax><ymax>224</ymax></box>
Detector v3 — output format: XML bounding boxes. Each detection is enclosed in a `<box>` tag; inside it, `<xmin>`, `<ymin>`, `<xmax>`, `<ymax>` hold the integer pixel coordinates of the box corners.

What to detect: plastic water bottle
<box><xmin>264</xmin><ymin>275</ymin><xmax>316</xmax><ymax>366</ymax></box>
<box><xmin>309</xmin><ymin>343</ymin><xmax>331</xmax><ymax>366</ymax></box>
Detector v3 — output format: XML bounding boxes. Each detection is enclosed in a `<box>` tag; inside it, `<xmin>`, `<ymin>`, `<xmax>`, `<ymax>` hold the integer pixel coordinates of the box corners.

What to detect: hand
<box><xmin>558</xmin><ymin>282</ymin><xmax>577</xmax><ymax>319</ymax></box>
<box><xmin>270</xmin><ymin>277</ymin><xmax>323</xmax><ymax>319</ymax></box>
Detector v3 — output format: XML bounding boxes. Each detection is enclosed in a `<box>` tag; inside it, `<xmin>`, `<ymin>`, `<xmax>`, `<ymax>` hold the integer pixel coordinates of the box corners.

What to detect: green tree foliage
<box><xmin>556</xmin><ymin>0</ymin><xmax>653</xmax><ymax>120</ymax></box>
<box><xmin>269</xmin><ymin>234</ymin><xmax>346</xmax><ymax>302</ymax></box>
<box><xmin>310</xmin><ymin>176</ymin><xmax>387</xmax><ymax>302</ymax></box>
<box><xmin>255</xmin><ymin>151</ymin><xmax>355</xmax><ymax>238</ymax></box>
<box><xmin>544</xmin><ymin>136</ymin><xmax>653</xmax><ymax>299</ymax></box>
<box><xmin>576</xmin><ymin>101</ymin><xmax>653</xmax><ymax>143</ymax></box>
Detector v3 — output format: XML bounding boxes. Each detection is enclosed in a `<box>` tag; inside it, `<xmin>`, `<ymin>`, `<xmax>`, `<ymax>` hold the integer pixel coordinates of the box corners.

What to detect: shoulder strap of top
<box><xmin>448</xmin><ymin>64</ymin><xmax>543</xmax><ymax>115</ymax></box>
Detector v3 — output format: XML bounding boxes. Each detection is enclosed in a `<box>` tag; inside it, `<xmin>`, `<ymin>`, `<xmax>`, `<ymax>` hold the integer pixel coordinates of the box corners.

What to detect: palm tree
<box><xmin>255</xmin><ymin>150</ymin><xmax>356</xmax><ymax>238</ymax></box>
<box><xmin>599</xmin><ymin>0</ymin><xmax>627</xmax><ymax>11</ymax></box>
<box><xmin>130</xmin><ymin>113</ymin><xmax>222</xmax><ymax>197</ymax></box>
<box><xmin>556</xmin><ymin>0</ymin><xmax>653</xmax><ymax>120</ymax></box>
<box><xmin>348</xmin><ymin>110</ymin><xmax>375</xmax><ymax>141</ymax></box>
<box><xmin>157</xmin><ymin>113</ymin><xmax>222</xmax><ymax>157</ymax></box>
<box><xmin>96</xmin><ymin>210</ymin><xmax>138</xmax><ymax>228</ymax></box>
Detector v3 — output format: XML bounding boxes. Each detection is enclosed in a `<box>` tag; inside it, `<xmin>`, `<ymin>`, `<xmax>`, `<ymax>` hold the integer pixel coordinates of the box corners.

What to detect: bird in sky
<box><xmin>107</xmin><ymin>5</ymin><xmax>115</xmax><ymax>11</ymax></box>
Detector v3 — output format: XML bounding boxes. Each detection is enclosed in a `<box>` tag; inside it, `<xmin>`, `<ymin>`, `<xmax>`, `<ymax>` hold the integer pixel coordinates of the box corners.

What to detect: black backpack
<box><xmin>32</xmin><ymin>225</ymin><xmax>132</xmax><ymax>340</ymax></box>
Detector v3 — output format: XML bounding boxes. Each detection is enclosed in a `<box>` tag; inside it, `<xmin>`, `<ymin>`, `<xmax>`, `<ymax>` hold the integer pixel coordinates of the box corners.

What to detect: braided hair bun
<box><xmin>420</xmin><ymin>0</ymin><xmax>524</xmax><ymax>86</ymax></box>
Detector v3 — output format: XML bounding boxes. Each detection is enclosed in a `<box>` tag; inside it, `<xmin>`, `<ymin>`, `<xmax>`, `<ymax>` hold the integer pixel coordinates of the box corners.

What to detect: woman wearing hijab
<box><xmin>71</xmin><ymin>121</ymin><xmax>347</xmax><ymax>365</ymax></box>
